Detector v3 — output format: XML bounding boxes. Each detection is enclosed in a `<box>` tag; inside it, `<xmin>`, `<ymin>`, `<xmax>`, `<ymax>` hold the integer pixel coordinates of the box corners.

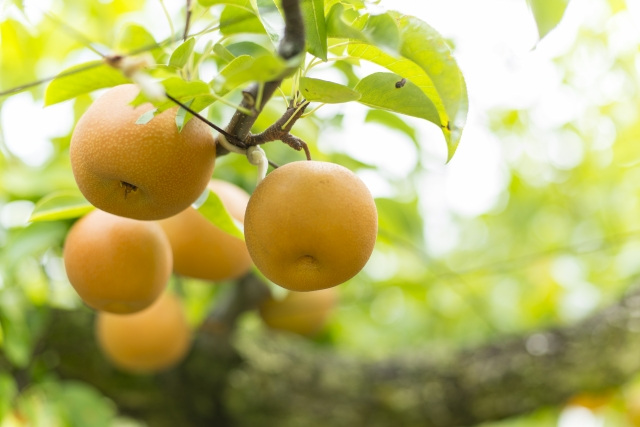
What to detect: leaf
<box><xmin>133</xmin><ymin>77</ymin><xmax>212</xmax><ymax>112</ymax></box>
<box><xmin>135</xmin><ymin>109</ymin><xmax>157</xmax><ymax>124</ymax></box>
<box><xmin>362</xmin><ymin>13</ymin><xmax>400</xmax><ymax>54</ymax></box>
<box><xmin>299</xmin><ymin>77</ymin><xmax>360</xmax><ymax>103</ymax></box>
<box><xmin>29</xmin><ymin>191</ymin><xmax>94</xmax><ymax>222</ymax></box>
<box><xmin>115</xmin><ymin>23</ymin><xmax>158</xmax><ymax>57</ymax></box>
<box><xmin>225</xmin><ymin>41</ymin><xmax>272</xmax><ymax>58</ymax></box>
<box><xmin>527</xmin><ymin>0</ymin><xmax>571</xmax><ymax>40</ymax></box>
<box><xmin>395</xmin><ymin>13</ymin><xmax>467</xmax><ymax>158</ymax></box>
<box><xmin>0</xmin><ymin>373</ymin><xmax>17</xmax><ymax>421</ymax></box>
<box><xmin>301</xmin><ymin>0</ymin><xmax>327</xmax><ymax>60</ymax></box>
<box><xmin>326</xmin><ymin>3</ymin><xmax>366</xmax><ymax>40</ymax></box>
<box><xmin>365</xmin><ymin>109</ymin><xmax>419</xmax><ymax>145</ymax></box>
<box><xmin>198</xmin><ymin>0</ymin><xmax>253</xmax><ymax>10</ymax></box>
<box><xmin>355</xmin><ymin>72</ymin><xmax>439</xmax><ymax>123</ymax></box>
<box><xmin>348</xmin><ymin>13</ymin><xmax>468</xmax><ymax>160</ymax></box>
<box><xmin>0</xmin><ymin>291</ymin><xmax>31</xmax><ymax>368</ymax></box>
<box><xmin>213</xmin><ymin>43</ymin><xmax>237</xmax><ymax>63</ymax></box>
<box><xmin>251</xmin><ymin>0</ymin><xmax>285</xmax><ymax>45</ymax></box>
<box><xmin>220</xmin><ymin>5</ymin><xmax>265</xmax><ymax>36</ymax></box>
<box><xmin>212</xmin><ymin>54</ymin><xmax>286</xmax><ymax>95</ymax></box>
<box><xmin>197</xmin><ymin>189</ymin><xmax>244</xmax><ymax>241</ymax></box>
<box><xmin>175</xmin><ymin>99</ymin><xmax>194</xmax><ymax>130</ymax></box>
<box><xmin>44</xmin><ymin>61</ymin><xmax>129</xmax><ymax>106</ymax></box>
<box><xmin>169</xmin><ymin>37</ymin><xmax>196</xmax><ymax>69</ymax></box>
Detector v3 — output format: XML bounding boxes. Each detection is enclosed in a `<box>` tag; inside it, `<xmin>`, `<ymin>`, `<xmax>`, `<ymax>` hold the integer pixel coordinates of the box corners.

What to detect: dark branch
<box><xmin>184</xmin><ymin>0</ymin><xmax>193</xmax><ymax>41</ymax></box>
<box><xmin>217</xmin><ymin>0</ymin><xmax>306</xmax><ymax>153</ymax></box>
<box><xmin>164</xmin><ymin>93</ymin><xmax>245</xmax><ymax>147</ymax></box>
<box><xmin>246</xmin><ymin>101</ymin><xmax>312</xmax><ymax>159</ymax></box>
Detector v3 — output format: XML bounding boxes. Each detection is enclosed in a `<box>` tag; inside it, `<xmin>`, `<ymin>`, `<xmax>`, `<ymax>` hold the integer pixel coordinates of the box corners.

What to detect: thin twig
<box><xmin>184</xmin><ymin>0</ymin><xmax>193</xmax><ymax>41</ymax></box>
<box><xmin>158</xmin><ymin>0</ymin><xmax>176</xmax><ymax>42</ymax></box>
<box><xmin>165</xmin><ymin>93</ymin><xmax>245</xmax><ymax>147</ymax></box>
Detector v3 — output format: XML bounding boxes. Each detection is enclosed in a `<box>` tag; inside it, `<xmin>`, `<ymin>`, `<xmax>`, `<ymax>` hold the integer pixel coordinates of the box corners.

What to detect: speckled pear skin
<box><xmin>70</xmin><ymin>84</ymin><xmax>216</xmax><ymax>221</ymax></box>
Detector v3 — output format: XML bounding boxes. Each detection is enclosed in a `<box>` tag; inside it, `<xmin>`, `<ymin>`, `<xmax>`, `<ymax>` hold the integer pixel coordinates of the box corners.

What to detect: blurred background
<box><xmin>2</xmin><ymin>0</ymin><xmax>640</xmax><ymax>425</ymax></box>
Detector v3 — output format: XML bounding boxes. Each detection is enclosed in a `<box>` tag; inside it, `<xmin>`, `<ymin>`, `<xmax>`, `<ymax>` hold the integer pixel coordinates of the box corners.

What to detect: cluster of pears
<box><xmin>63</xmin><ymin>84</ymin><xmax>378</xmax><ymax>372</ymax></box>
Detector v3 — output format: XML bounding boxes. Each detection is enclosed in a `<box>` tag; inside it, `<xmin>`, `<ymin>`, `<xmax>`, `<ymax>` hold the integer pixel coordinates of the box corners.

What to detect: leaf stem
<box><xmin>157</xmin><ymin>0</ymin><xmax>176</xmax><ymax>42</ymax></box>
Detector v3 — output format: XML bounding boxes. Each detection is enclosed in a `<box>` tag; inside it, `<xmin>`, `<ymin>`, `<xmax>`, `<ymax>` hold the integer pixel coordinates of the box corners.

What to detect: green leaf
<box><xmin>197</xmin><ymin>189</ymin><xmax>244</xmax><ymax>241</ymax></box>
<box><xmin>44</xmin><ymin>61</ymin><xmax>129</xmax><ymax>106</ymax></box>
<box><xmin>365</xmin><ymin>109</ymin><xmax>419</xmax><ymax>145</ymax></box>
<box><xmin>301</xmin><ymin>0</ymin><xmax>327</xmax><ymax>60</ymax></box>
<box><xmin>251</xmin><ymin>0</ymin><xmax>285</xmax><ymax>45</ymax></box>
<box><xmin>213</xmin><ymin>43</ymin><xmax>237</xmax><ymax>63</ymax></box>
<box><xmin>220</xmin><ymin>5</ymin><xmax>265</xmax><ymax>36</ymax></box>
<box><xmin>0</xmin><ymin>291</ymin><xmax>31</xmax><ymax>368</ymax></box>
<box><xmin>169</xmin><ymin>37</ymin><xmax>196</xmax><ymax>69</ymax></box>
<box><xmin>212</xmin><ymin>54</ymin><xmax>286</xmax><ymax>95</ymax></box>
<box><xmin>527</xmin><ymin>0</ymin><xmax>571</xmax><ymax>40</ymax></box>
<box><xmin>29</xmin><ymin>191</ymin><xmax>94</xmax><ymax>222</ymax></box>
<box><xmin>362</xmin><ymin>13</ymin><xmax>400</xmax><ymax>54</ymax></box>
<box><xmin>225</xmin><ymin>41</ymin><xmax>272</xmax><ymax>58</ymax></box>
<box><xmin>348</xmin><ymin>13</ymin><xmax>468</xmax><ymax>160</ymax></box>
<box><xmin>355</xmin><ymin>72</ymin><xmax>439</xmax><ymax>123</ymax></box>
<box><xmin>299</xmin><ymin>77</ymin><xmax>360</xmax><ymax>103</ymax></box>
<box><xmin>326</xmin><ymin>3</ymin><xmax>366</xmax><ymax>40</ymax></box>
<box><xmin>395</xmin><ymin>13</ymin><xmax>467</xmax><ymax>158</ymax></box>
<box><xmin>133</xmin><ymin>77</ymin><xmax>212</xmax><ymax>112</ymax></box>
<box><xmin>135</xmin><ymin>109</ymin><xmax>157</xmax><ymax>124</ymax></box>
<box><xmin>0</xmin><ymin>373</ymin><xmax>17</xmax><ymax>421</ymax></box>
<box><xmin>115</xmin><ymin>23</ymin><xmax>158</xmax><ymax>56</ymax></box>
<box><xmin>198</xmin><ymin>0</ymin><xmax>253</xmax><ymax>10</ymax></box>
<box><xmin>175</xmin><ymin>99</ymin><xmax>194</xmax><ymax>130</ymax></box>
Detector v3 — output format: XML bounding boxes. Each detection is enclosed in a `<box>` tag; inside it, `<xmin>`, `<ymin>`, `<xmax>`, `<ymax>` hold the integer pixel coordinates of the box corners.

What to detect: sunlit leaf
<box><xmin>527</xmin><ymin>0</ymin><xmax>571</xmax><ymax>40</ymax></box>
<box><xmin>197</xmin><ymin>189</ymin><xmax>244</xmax><ymax>241</ymax></box>
<box><xmin>135</xmin><ymin>109</ymin><xmax>156</xmax><ymax>124</ymax></box>
<box><xmin>175</xmin><ymin>99</ymin><xmax>194</xmax><ymax>130</ymax></box>
<box><xmin>44</xmin><ymin>61</ymin><xmax>129</xmax><ymax>106</ymax></box>
<box><xmin>115</xmin><ymin>23</ymin><xmax>158</xmax><ymax>56</ymax></box>
<box><xmin>301</xmin><ymin>0</ymin><xmax>327</xmax><ymax>60</ymax></box>
<box><xmin>355</xmin><ymin>72</ymin><xmax>439</xmax><ymax>123</ymax></box>
<box><xmin>169</xmin><ymin>37</ymin><xmax>196</xmax><ymax>69</ymax></box>
<box><xmin>220</xmin><ymin>5</ymin><xmax>265</xmax><ymax>35</ymax></box>
<box><xmin>225</xmin><ymin>41</ymin><xmax>272</xmax><ymax>57</ymax></box>
<box><xmin>198</xmin><ymin>0</ymin><xmax>253</xmax><ymax>10</ymax></box>
<box><xmin>348</xmin><ymin>13</ymin><xmax>468</xmax><ymax>160</ymax></box>
<box><xmin>212</xmin><ymin>54</ymin><xmax>286</xmax><ymax>95</ymax></box>
<box><xmin>29</xmin><ymin>191</ymin><xmax>93</xmax><ymax>222</ymax></box>
<box><xmin>299</xmin><ymin>76</ymin><xmax>360</xmax><ymax>103</ymax></box>
<box><xmin>213</xmin><ymin>43</ymin><xmax>237</xmax><ymax>63</ymax></box>
<box><xmin>365</xmin><ymin>109</ymin><xmax>419</xmax><ymax>145</ymax></box>
<box><xmin>251</xmin><ymin>0</ymin><xmax>285</xmax><ymax>45</ymax></box>
<box><xmin>326</xmin><ymin>3</ymin><xmax>366</xmax><ymax>40</ymax></box>
<box><xmin>361</xmin><ymin>13</ymin><xmax>400</xmax><ymax>54</ymax></box>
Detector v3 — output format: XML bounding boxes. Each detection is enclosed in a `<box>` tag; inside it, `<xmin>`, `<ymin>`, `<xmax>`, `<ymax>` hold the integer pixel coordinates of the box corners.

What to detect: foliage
<box><xmin>2</xmin><ymin>0</ymin><xmax>640</xmax><ymax>425</ymax></box>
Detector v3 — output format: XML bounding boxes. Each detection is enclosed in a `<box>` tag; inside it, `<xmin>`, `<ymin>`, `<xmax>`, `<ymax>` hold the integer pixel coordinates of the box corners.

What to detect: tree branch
<box><xmin>217</xmin><ymin>0</ymin><xmax>306</xmax><ymax>154</ymax></box>
<box><xmin>246</xmin><ymin>100</ymin><xmax>312</xmax><ymax>159</ymax></box>
<box><xmin>184</xmin><ymin>0</ymin><xmax>192</xmax><ymax>41</ymax></box>
<box><xmin>42</xmin><ymin>284</ymin><xmax>640</xmax><ymax>426</ymax></box>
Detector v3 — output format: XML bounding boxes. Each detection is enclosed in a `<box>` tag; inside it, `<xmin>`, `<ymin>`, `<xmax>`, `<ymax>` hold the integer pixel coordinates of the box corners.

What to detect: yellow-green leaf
<box><xmin>299</xmin><ymin>77</ymin><xmax>360</xmax><ymax>103</ymax></box>
<box><xmin>29</xmin><ymin>191</ymin><xmax>94</xmax><ymax>222</ymax></box>
<box><xmin>197</xmin><ymin>189</ymin><xmax>244</xmax><ymax>241</ymax></box>
<box><xmin>44</xmin><ymin>61</ymin><xmax>129</xmax><ymax>106</ymax></box>
<box><xmin>355</xmin><ymin>72</ymin><xmax>439</xmax><ymax>123</ymax></box>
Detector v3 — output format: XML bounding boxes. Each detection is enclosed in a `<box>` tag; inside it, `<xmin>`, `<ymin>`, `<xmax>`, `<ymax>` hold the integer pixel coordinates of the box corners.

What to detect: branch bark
<box><xmin>41</xmin><ymin>284</ymin><xmax>640</xmax><ymax>426</ymax></box>
<box><xmin>217</xmin><ymin>0</ymin><xmax>306</xmax><ymax>154</ymax></box>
